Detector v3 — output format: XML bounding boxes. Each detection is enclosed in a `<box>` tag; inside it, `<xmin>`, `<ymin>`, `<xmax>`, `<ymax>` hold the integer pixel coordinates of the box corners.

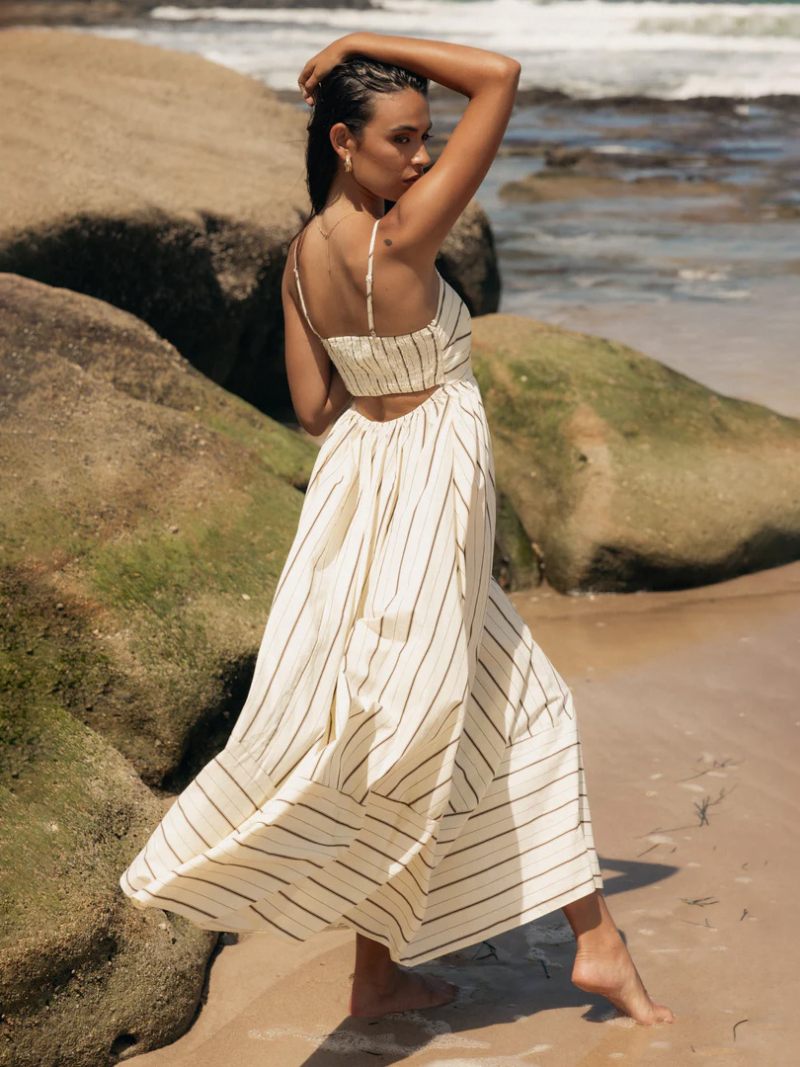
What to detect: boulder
<box><xmin>471</xmin><ymin>314</ymin><xmax>800</xmax><ymax>592</ymax></box>
<box><xmin>0</xmin><ymin>571</ymin><xmax>218</xmax><ymax>1067</ymax></box>
<box><xmin>0</xmin><ymin>28</ymin><xmax>498</xmax><ymax>418</ymax></box>
<box><xmin>0</xmin><ymin>272</ymin><xmax>318</xmax><ymax>787</ymax></box>
<box><xmin>434</xmin><ymin>199</ymin><xmax>501</xmax><ymax>316</ymax></box>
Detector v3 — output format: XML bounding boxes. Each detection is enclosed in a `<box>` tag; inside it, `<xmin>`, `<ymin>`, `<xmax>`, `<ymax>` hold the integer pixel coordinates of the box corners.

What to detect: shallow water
<box><xmin>476</xmin><ymin>97</ymin><xmax>800</xmax><ymax>416</ymax></box>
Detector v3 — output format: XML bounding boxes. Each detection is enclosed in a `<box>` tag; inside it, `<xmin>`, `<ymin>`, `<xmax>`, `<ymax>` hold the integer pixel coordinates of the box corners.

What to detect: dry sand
<box><xmin>128</xmin><ymin>560</ymin><xmax>800</xmax><ymax>1066</ymax></box>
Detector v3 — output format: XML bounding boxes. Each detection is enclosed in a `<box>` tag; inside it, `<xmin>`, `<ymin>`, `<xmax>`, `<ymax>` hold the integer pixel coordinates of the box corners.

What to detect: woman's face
<box><xmin>335</xmin><ymin>88</ymin><xmax>433</xmax><ymax>202</ymax></box>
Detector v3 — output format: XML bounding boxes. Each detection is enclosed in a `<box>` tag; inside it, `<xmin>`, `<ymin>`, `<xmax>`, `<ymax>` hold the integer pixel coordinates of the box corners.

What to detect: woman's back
<box><xmin>293</xmin><ymin>210</ymin><xmax>473</xmax><ymax>406</ymax></box>
<box><xmin>291</xmin><ymin>212</ymin><xmax>443</xmax><ymax>342</ymax></box>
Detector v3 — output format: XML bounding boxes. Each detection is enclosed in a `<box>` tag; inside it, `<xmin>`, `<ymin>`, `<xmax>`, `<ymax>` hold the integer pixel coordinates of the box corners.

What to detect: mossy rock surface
<box><xmin>471</xmin><ymin>313</ymin><xmax>800</xmax><ymax>591</ymax></box>
<box><xmin>0</xmin><ymin>273</ymin><xmax>318</xmax><ymax>786</ymax></box>
<box><xmin>0</xmin><ymin>272</ymin><xmax>323</xmax><ymax>1061</ymax></box>
<box><xmin>493</xmin><ymin>487</ymin><xmax>541</xmax><ymax>590</ymax></box>
<box><xmin>0</xmin><ymin>568</ymin><xmax>218</xmax><ymax>1067</ymax></box>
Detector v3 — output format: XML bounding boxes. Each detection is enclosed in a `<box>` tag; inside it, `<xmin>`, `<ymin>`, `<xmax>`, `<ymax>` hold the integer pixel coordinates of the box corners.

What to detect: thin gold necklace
<box><xmin>314</xmin><ymin>211</ymin><xmax>364</xmax><ymax>274</ymax></box>
<box><xmin>314</xmin><ymin>211</ymin><xmax>359</xmax><ymax>240</ymax></box>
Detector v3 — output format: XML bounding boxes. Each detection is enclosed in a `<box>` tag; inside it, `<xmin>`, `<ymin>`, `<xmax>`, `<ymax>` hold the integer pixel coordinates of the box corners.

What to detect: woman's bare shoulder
<box><xmin>376</xmin><ymin>209</ymin><xmax>439</xmax><ymax>274</ymax></box>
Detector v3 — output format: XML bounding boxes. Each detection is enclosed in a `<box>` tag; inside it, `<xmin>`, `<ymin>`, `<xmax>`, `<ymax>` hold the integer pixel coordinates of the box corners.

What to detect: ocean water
<box><xmin>127</xmin><ymin>0</ymin><xmax>800</xmax><ymax>100</ymax></box>
<box><xmin>61</xmin><ymin>0</ymin><xmax>800</xmax><ymax>415</ymax></box>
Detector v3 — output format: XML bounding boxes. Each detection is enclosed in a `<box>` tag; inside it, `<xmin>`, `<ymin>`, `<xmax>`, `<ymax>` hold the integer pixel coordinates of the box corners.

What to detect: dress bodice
<box><xmin>292</xmin><ymin>217</ymin><xmax>473</xmax><ymax>396</ymax></box>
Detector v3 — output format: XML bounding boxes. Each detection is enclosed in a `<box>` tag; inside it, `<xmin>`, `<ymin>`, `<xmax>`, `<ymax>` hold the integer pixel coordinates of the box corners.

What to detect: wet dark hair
<box><xmin>303</xmin><ymin>54</ymin><xmax>428</xmax><ymax>220</ymax></box>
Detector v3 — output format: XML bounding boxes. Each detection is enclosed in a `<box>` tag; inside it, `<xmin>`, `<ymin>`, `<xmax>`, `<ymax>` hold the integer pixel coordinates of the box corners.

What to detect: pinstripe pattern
<box><xmin>119</xmin><ymin>225</ymin><xmax>604</xmax><ymax>965</ymax></box>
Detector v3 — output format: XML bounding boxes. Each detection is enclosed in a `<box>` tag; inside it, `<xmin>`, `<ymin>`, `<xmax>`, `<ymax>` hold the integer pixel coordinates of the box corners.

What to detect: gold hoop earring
<box><xmin>344</xmin><ymin>154</ymin><xmax>352</xmax><ymax>173</ymax></box>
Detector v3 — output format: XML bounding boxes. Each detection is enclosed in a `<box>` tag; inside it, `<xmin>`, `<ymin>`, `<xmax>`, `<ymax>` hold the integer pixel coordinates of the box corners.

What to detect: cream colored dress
<box><xmin>119</xmin><ymin>217</ymin><xmax>604</xmax><ymax>966</ymax></box>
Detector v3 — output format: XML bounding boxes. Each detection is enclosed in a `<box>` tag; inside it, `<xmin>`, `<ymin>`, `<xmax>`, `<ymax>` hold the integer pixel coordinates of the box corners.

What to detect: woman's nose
<box><xmin>413</xmin><ymin>143</ymin><xmax>431</xmax><ymax>166</ymax></box>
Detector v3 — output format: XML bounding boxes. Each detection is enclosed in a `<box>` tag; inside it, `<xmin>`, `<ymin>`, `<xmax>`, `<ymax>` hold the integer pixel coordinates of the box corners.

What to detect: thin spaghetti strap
<box><xmin>365</xmin><ymin>217</ymin><xmax>381</xmax><ymax>337</ymax></box>
<box><xmin>292</xmin><ymin>229</ymin><xmax>324</xmax><ymax>341</ymax></box>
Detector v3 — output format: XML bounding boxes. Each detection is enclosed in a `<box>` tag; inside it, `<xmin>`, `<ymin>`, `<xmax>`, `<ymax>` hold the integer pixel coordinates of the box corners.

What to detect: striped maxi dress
<box><xmin>119</xmin><ymin>217</ymin><xmax>604</xmax><ymax>966</ymax></box>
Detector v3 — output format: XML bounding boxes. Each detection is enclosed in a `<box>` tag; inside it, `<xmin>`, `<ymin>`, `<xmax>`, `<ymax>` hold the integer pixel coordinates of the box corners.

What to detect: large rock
<box><xmin>0</xmin><ymin>572</ymin><xmax>218</xmax><ymax>1067</ymax></box>
<box><xmin>0</xmin><ymin>28</ymin><xmax>498</xmax><ymax>418</ymax></box>
<box><xmin>0</xmin><ymin>270</ymin><xmax>322</xmax><ymax>1061</ymax></box>
<box><xmin>471</xmin><ymin>314</ymin><xmax>800</xmax><ymax>592</ymax></box>
<box><xmin>433</xmin><ymin>199</ymin><xmax>501</xmax><ymax>316</ymax></box>
<box><xmin>0</xmin><ymin>272</ymin><xmax>318</xmax><ymax>787</ymax></box>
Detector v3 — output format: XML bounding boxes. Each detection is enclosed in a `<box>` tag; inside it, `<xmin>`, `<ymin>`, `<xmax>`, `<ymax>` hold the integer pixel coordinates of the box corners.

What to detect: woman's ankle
<box><xmin>352</xmin><ymin>932</ymin><xmax>400</xmax><ymax>989</ymax></box>
<box><xmin>562</xmin><ymin>890</ymin><xmax>623</xmax><ymax>951</ymax></box>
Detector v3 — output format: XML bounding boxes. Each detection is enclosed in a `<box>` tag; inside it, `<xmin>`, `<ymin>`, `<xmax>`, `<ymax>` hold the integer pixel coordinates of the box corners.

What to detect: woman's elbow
<box><xmin>296</xmin><ymin>403</ymin><xmax>333</xmax><ymax>438</ymax></box>
<box><xmin>291</xmin><ymin>377</ymin><xmax>349</xmax><ymax>437</ymax></box>
<box><xmin>303</xmin><ymin>417</ymin><xmax>329</xmax><ymax>439</ymax></box>
<box><xmin>296</xmin><ymin>411</ymin><xmax>324</xmax><ymax>437</ymax></box>
<box><xmin>288</xmin><ymin>388</ymin><xmax>325</xmax><ymax>437</ymax></box>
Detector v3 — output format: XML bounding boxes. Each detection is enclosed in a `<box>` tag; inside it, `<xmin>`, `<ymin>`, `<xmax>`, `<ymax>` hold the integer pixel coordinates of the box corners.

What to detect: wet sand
<box><xmin>130</xmin><ymin>560</ymin><xmax>800</xmax><ymax>1066</ymax></box>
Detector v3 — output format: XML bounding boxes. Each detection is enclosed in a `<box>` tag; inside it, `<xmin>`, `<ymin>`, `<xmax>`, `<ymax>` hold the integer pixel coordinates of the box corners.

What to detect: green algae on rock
<box><xmin>0</xmin><ymin>569</ymin><xmax>218</xmax><ymax>1067</ymax></box>
<box><xmin>0</xmin><ymin>273</ymin><xmax>319</xmax><ymax>788</ymax></box>
<box><xmin>0</xmin><ymin>270</ymin><xmax>330</xmax><ymax>1061</ymax></box>
<box><xmin>471</xmin><ymin>313</ymin><xmax>800</xmax><ymax>592</ymax></box>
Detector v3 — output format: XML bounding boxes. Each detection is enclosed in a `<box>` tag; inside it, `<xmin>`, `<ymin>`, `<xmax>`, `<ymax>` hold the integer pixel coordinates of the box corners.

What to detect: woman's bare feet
<box><xmin>349</xmin><ymin>931</ymin><xmax>458</xmax><ymax>1018</ymax></box>
<box><xmin>563</xmin><ymin>890</ymin><xmax>676</xmax><ymax>1026</ymax></box>
<box><xmin>571</xmin><ymin>936</ymin><xmax>675</xmax><ymax>1025</ymax></box>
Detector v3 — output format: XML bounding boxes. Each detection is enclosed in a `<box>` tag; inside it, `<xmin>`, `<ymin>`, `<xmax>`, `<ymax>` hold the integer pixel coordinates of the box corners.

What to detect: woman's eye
<box><xmin>394</xmin><ymin>133</ymin><xmax>433</xmax><ymax>144</ymax></box>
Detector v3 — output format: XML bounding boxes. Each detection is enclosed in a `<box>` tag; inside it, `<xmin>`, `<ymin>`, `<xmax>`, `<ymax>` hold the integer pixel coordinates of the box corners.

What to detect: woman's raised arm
<box><xmin>299</xmin><ymin>32</ymin><xmax>520</xmax><ymax>257</ymax></box>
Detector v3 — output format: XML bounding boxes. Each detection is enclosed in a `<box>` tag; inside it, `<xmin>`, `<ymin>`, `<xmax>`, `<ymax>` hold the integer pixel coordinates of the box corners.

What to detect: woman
<box><xmin>120</xmin><ymin>32</ymin><xmax>674</xmax><ymax>1026</ymax></box>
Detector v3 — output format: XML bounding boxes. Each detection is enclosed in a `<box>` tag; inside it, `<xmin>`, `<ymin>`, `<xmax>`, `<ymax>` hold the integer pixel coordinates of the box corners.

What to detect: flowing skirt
<box><xmin>119</xmin><ymin>369</ymin><xmax>604</xmax><ymax>966</ymax></box>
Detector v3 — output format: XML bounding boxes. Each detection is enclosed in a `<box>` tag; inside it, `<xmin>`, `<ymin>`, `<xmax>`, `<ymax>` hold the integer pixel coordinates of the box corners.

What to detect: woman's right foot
<box><xmin>349</xmin><ymin>967</ymin><xmax>458</xmax><ymax>1018</ymax></box>
<box><xmin>571</xmin><ymin>934</ymin><xmax>675</xmax><ymax>1025</ymax></box>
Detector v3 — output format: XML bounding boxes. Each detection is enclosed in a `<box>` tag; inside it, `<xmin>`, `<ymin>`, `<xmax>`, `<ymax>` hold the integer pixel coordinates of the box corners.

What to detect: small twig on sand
<box><xmin>740</xmin><ymin>907</ymin><xmax>749</xmax><ymax>921</ymax></box>
<box><xmin>733</xmin><ymin>1018</ymin><xmax>748</xmax><ymax>1041</ymax></box>
<box><xmin>695</xmin><ymin>784</ymin><xmax>737</xmax><ymax>826</ymax></box>
<box><xmin>638</xmin><ymin>781</ymin><xmax>738</xmax><ymax>836</ymax></box>
<box><xmin>677</xmin><ymin>757</ymin><xmax>737</xmax><ymax>782</ymax></box>
<box><xmin>680</xmin><ymin>896</ymin><xmax>719</xmax><ymax>907</ymax></box>
<box><xmin>637</xmin><ymin>822</ymin><xmax>697</xmax><ymax>836</ymax></box>
<box><xmin>636</xmin><ymin>842</ymin><xmax>660</xmax><ymax>857</ymax></box>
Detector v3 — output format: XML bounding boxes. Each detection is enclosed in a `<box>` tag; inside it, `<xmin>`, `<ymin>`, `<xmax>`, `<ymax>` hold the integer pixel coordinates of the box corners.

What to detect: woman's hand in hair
<box><xmin>298</xmin><ymin>35</ymin><xmax>356</xmax><ymax>105</ymax></box>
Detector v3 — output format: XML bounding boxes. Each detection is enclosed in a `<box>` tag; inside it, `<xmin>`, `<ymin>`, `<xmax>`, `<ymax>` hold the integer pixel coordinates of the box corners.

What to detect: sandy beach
<box><xmin>126</xmin><ymin>559</ymin><xmax>799</xmax><ymax>1066</ymax></box>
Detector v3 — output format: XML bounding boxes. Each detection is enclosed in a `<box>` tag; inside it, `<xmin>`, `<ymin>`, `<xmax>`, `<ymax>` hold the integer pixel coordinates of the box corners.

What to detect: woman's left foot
<box><xmin>571</xmin><ymin>936</ymin><xmax>675</xmax><ymax>1025</ymax></box>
